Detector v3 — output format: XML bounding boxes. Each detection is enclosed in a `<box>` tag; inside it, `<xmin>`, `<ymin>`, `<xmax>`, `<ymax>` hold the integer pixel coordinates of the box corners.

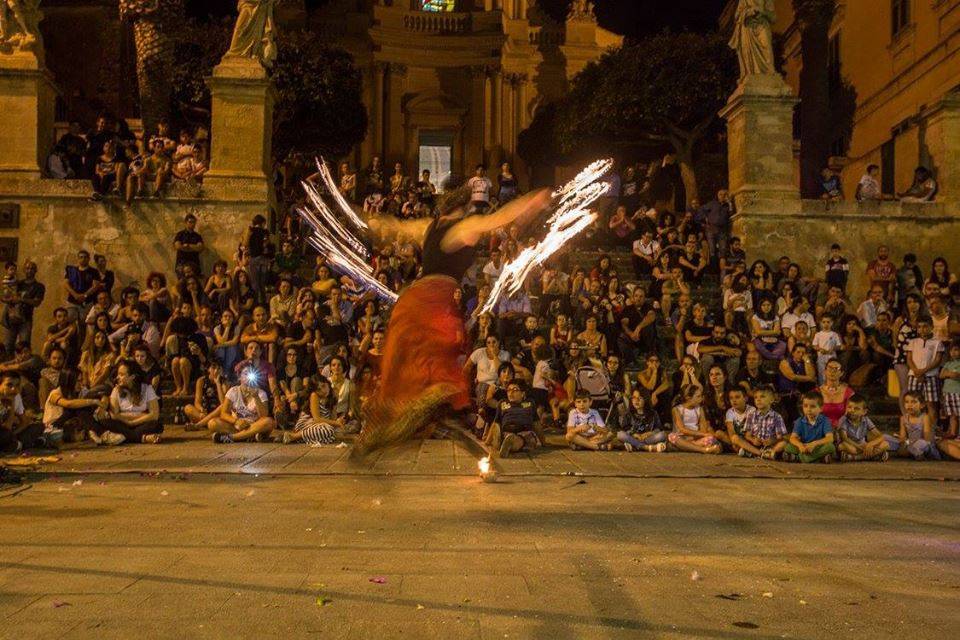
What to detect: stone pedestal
<box><xmin>925</xmin><ymin>91</ymin><xmax>960</xmax><ymax>205</ymax></box>
<box><xmin>205</xmin><ymin>57</ymin><xmax>275</xmax><ymax>198</ymax></box>
<box><xmin>719</xmin><ymin>74</ymin><xmax>800</xmax><ymax>216</ymax></box>
<box><xmin>0</xmin><ymin>52</ymin><xmax>56</xmax><ymax>178</ymax></box>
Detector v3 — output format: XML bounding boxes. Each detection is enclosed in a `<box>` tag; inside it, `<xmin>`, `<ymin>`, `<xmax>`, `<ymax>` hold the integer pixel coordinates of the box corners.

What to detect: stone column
<box><xmin>468</xmin><ymin>66</ymin><xmax>488</xmax><ymax>171</ymax></box>
<box><xmin>0</xmin><ymin>52</ymin><xmax>56</xmax><ymax>179</ymax></box>
<box><xmin>490</xmin><ymin>68</ymin><xmax>503</xmax><ymax>167</ymax></box>
<box><xmin>925</xmin><ymin>91</ymin><xmax>960</xmax><ymax>204</ymax></box>
<box><xmin>386</xmin><ymin>63</ymin><xmax>407</xmax><ymax>163</ymax></box>
<box><xmin>719</xmin><ymin>74</ymin><xmax>800</xmax><ymax>217</ymax></box>
<box><xmin>205</xmin><ymin>57</ymin><xmax>274</xmax><ymax>199</ymax></box>
<box><xmin>372</xmin><ymin>62</ymin><xmax>387</xmax><ymax>158</ymax></box>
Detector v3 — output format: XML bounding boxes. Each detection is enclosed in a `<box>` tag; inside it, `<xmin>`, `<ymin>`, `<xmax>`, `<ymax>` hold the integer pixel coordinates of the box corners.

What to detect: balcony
<box><xmin>402</xmin><ymin>11</ymin><xmax>472</xmax><ymax>34</ymax></box>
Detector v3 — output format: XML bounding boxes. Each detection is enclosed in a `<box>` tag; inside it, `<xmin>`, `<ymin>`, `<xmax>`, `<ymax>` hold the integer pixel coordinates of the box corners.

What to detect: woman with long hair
<box><xmin>91</xmin><ymin>359</ymin><xmax>162</xmax><ymax>446</ymax></box>
<box><xmin>79</xmin><ymin>330</ymin><xmax>116</xmax><ymax>397</ymax></box>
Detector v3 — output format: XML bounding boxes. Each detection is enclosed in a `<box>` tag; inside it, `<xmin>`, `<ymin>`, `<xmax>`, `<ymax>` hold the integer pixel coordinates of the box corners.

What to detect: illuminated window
<box><xmin>422</xmin><ymin>0</ymin><xmax>456</xmax><ymax>12</ymax></box>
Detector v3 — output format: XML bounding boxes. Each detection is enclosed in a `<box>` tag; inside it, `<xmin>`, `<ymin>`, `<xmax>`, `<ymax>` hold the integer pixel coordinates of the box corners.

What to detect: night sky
<box><xmin>540</xmin><ymin>0</ymin><xmax>728</xmax><ymax>38</ymax></box>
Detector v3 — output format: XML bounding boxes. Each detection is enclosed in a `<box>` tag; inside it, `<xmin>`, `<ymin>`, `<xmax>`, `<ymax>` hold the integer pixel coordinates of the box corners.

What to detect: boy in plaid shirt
<box><xmin>742</xmin><ymin>386</ymin><xmax>787</xmax><ymax>460</ymax></box>
<box><xmin>939</xmin><ymin>341</ymin><xmax>960</xmax><ymax>439</ymax></box>
<box><xmin>906</xmin><ymin>317</ymin><xmax>944</xmax><ymax>426</ymax></box>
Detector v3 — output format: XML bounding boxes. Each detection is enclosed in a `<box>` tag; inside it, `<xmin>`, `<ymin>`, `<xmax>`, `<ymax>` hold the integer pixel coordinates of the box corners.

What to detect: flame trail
<box><xmin>297</xmin><ymin>159</ymin><xmax>397</xmax><ymax>304</ymax></box>
<box><xmin>482</xmin><ymin>159</ymin><xmax>613</xmax><ymax>315</ymax></box>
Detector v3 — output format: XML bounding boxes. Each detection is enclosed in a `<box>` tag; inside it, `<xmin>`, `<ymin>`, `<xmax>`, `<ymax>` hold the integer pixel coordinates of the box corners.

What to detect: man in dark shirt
<box><xmin>63</xmin><ymin>250</ymin><xmax>99</xmax><ymax>322</ymax></box>
<box><xmin>734</xmin><ymin>350</ymin><xmax>773</xmax><ymax>400</ymax></box>
<box><xmin>699</xmin><ymin>324</ymin><xmax>743</xmax><ymax>379</ymax></box>
<box><xmin>697</xmin><ymin>188</ymin><xmax>733</xmax><ymax>266</ymax></box>
<box><xmin>618</xmin><ymin>287</ymin><xmax>658</xmax><ymax>365</ymax></box>
<box><xmin>824</xmin><ymin>243</ymin><xmax>850</xmax><ymax>294</ymax></box>
<box><xmin>485</xmin><ymin>381</ymin><xmax>543</xmax><ymax>458</ymax></box>
<box><xmin>173</xmin><ymin>213</ymin><xmax>205</xmax><ymax>277</ymax></box>
<box><xmin>84</xmin><ymin>115</ymin><xmax>118</xmax><ymax>177</ymax></box>
<box><xmin>1</xmin><ymin>260</ymin><xmax>45</xmax><ymax>355</ymax></box>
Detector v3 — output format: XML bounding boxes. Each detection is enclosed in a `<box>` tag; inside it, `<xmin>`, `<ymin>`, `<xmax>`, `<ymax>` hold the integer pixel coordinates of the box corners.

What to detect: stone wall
<box><xmin>733</xmin><ymin>200</ymin><xmax>960</xmax><ymax>298</ymax></box>
<box><xmin>0</xmin><ymin>178</ymin><xmax>270</xmax><ymax>346</ymax></box>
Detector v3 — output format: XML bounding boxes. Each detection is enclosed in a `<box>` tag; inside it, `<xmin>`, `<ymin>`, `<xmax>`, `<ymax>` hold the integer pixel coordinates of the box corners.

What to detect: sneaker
<box><xmin>623</xmin><ymin>442</ymin><xmax>635</xmax><ymax>452</ymax></box>
<box><xmin>212</xmin><ymin>432</ymin><xmax>234</xmax><ymax>444</ymax></box>
<box><xmin>101</xmin><ymin>431</ymin><xmax>126</xmax><ymax>446</ymax></box>
<box><xmin>822</xmin><ymin>454</ymin><xmax>833</xmax><ymax>464</ymax></box>
<box><xmin>88</xmin><ymin>430</ymin><xmax>102</xmax><ymax>445</ymax></box>
<box><xmin>499</xmin><ymin>435</ymin><xmax>514</xmax><ymax>459</ymax></box>
<box><xmin>653</xmin><ymin>442</ymin><xmax>667</xmax><ymax>453</ymax></box>
<box><xmin>878</xmin><ymin>450</ymin><xmax>890</xmax><ymax>462</ymax></box>
<box><xmin>737</xmin><ymin>447</ymin><xmax>751</xmax><ymax>458</ymax></box>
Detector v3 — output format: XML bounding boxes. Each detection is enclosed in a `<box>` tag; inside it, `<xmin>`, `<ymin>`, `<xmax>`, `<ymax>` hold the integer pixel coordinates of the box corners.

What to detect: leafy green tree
<box><xmin>170</xmin><ymin>25</ymin><xmax>366</xmax><ymax>162</ymax></box>
<box><xmin>271</xmin><ymin>31</ymin><xmax>368</xmax><ymax>162</ymax></box>
<box><xmin>520</xmin><ymin>31</ymin><xmax>737</xmax><ymax>205</ymax></box>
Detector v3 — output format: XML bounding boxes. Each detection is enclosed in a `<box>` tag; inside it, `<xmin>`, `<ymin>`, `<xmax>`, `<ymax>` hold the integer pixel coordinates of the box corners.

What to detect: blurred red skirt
<box><xmin>354</xmin><ymin>276</ymin><xmax>470</xmax><ymax>456</ymax></box>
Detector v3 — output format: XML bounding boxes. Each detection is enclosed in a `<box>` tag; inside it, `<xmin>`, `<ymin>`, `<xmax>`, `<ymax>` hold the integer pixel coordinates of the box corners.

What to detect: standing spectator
<box><xmin>497</xmin><ymin>162</ymin><xmax>519</xmax><ymax>205</ymax></box>
<box><xmin>242</xmin><ymin>214</ymin><xmax>271</xmax><ymax>304</ymax></box>
<box><xmin>824</xmin><ymin>243</ymin><xmax>850</xmax><ymax>294</ymax></box>
<box><xmin>338</xmin><ymin>162</ymin><xmax>357</xmax><ymax>202</ymax></box>
<box><xmin>173</xmin><ymin>213</ymin><xmax>205</xmax><ymax>277</ymax></box>
<box><xmin>0</xmin><ymin>260</ymin><xmax>44</xmax><ymax>356</ymax></box>
<box><xmin>417</xmin><ymin>169</ymin><xmax>436</xmax><ymax>208</ymax></box>
<box><xmin>363</xmin><ymin>156</ymin><xmax>385</xmax><ymax>197</ymax></box>
<box><xmin>867</xmin><ymin>245</ymin><xmax>897</xmax><ymax>301</ymax></box>
<box><xmin>64</xmin><ymin>249</ymin><xmax>99</xmax><ymax>323</ymax></box>
<box><xmin>698</xmin><ymin>189</ymin><xmax>733</xmax><ymax>266</ymax></box>
<box><xmin>467</xmin><ymin>164</ymin><xmax>493</xmax><ymax>214</ymax></box>
<box><xmin>84</xmin><ymin>114</ymin><xmax>116</xmax><ymax>177</ymax></box>
<box><xmin>855</xmin><ymin>164</ymin><xmax>882</xmax><ymax>202</ymax></box>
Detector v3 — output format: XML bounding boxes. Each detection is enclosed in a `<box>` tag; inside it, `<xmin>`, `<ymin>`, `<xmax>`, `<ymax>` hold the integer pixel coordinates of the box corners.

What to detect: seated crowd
<box><xmin>47</xmin><ymin>114</ymin><xmax>208</xmax><ymax>204</ymax></box>
<box><xmin>1</xmin><ymin>160</ymin><xmax>958</xmax><ymax>467</ymax></box>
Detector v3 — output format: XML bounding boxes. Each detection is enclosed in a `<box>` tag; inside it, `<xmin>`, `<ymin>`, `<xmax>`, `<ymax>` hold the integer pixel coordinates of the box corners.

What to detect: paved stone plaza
<box><xmin>1</xmin><ymin>437</ymin><xmax>958</xmax><ymax>639</ymax></box>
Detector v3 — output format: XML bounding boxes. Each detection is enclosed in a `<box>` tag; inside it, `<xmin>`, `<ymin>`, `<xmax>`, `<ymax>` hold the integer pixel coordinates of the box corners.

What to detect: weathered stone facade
<box><xmin>734</xmin><ymin>200</ymin><xmax>960</xmax><ymax>296</ymax></box>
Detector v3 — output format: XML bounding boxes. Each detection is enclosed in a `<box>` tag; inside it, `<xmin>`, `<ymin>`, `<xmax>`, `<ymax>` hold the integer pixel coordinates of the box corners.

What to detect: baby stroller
<box><xmin>575</xmin><ymin>366</ymin><xmax>618</xmax><ymax>419</ymax></box>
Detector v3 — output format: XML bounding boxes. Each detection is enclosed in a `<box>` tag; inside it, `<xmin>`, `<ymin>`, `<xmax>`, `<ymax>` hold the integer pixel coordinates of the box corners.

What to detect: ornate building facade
<box><xmin>724</xmin><ymin>0</ymin><xmax>960</xmax><ymax>199</ymax></box>
<box><xmin>305</xmin><ymin>0</ymin><xmax>622</xmax><ymax>184</ymax></box>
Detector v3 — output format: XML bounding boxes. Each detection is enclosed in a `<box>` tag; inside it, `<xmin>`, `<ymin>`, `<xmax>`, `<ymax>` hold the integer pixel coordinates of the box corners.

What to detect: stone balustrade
<box><xmin>402</xmin><ymin>11</ymin><xmax>472</xmax><ymax>34</ymax></box>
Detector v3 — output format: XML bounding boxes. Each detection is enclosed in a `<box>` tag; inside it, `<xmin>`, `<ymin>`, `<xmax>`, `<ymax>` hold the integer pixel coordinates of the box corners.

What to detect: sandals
<box><xmin>141</xmin><ymin>434</ymin><xmax>162</xmax><ymax>445</ymax></box>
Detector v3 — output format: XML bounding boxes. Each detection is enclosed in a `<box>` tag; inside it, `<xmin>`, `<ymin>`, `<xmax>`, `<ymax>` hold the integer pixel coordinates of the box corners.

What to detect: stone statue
<box><xmin>567</xmin><ymin>0</ymin><xmax>597</xmax><ymax>22</ymax></box>
<box><xmin>729</xmin><ymin>0</ymin><xmax>777</xmax><ymax>79</ymax></box>
<box><xmin>225</xmin><ymin>0</ymin><xmax>277</xmax><ymax>69</ymax></box>
<box><xmin>0</xmin><ymin>0</ymin><xmax>43</xmax><ymax>56</ymax></box>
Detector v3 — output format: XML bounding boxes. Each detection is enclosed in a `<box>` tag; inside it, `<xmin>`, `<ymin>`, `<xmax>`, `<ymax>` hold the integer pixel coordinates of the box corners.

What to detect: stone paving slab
<box><xmin>4</xmin><ymin>425</ymin><xmax>960</xmax><ymax>480</ymax></box>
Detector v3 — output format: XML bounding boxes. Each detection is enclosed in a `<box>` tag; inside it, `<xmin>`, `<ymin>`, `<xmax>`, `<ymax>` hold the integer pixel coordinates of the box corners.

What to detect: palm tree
<box><xmin>118</xmin><ymin>0</ymin><xmax>185</xmax><ymax>137</ymax></box>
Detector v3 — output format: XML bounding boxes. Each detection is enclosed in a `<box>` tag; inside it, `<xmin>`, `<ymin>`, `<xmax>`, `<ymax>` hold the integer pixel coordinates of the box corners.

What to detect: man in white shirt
<box><xmin>631</xmin><ymin>229</ymin><xmax>660</xmax><ymax>278</ymax></box>
<box><xmin>467</xmin><ymin>164</ymin><xmax>493</xmax><ymax>213</ymax></box>
<box><xmin>482</xmin><ymin>248</ymin><xmax>504</xmax><ymax>285</ymax></box>
<box><xmin>857</xmin><ymin>286</ymin><xmax>889</xmax><ymax>328</ymax></box>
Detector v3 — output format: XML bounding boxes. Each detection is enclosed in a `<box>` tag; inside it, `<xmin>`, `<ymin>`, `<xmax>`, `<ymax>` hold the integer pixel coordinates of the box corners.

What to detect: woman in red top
<box><xmin>817</xmin><ymin>358</ymin><xmax>854</xmax><ymax>427</ymax></box>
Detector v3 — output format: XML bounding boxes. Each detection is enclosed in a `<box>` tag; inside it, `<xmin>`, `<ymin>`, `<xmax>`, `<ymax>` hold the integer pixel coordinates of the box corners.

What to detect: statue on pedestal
<box><xmin>0</xmin><ymin>0</ymin><xmax>43</xmax><ymax>58</ymax></box>
<box><xmin>567</xmin><ymin>0</ymin><xmax>597</xmax><ymax>23</ymax></box>
<box><xmin>729</xmin><ymin>0</ymin><xmax>777</xmax><ymax>79</ymax></box>
<box><xmin>224</xmin><ymin>0</ymin><xmax>277</xmax><ymax>69</ymax></box>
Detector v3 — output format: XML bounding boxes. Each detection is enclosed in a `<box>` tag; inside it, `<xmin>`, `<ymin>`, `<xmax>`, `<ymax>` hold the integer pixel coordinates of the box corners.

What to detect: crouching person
<box><xmin>0</xmin><ymin>372</ymin><xmax>45</xmax><ymax>452</ymax></box>
<box><xmin>485</xmin><ymin>381</ymin><xmax>544</xmax><ymax>458</ymax></box>
<box><xmin>90</xmin><ymin>360</ymin><xmax>162</xmax><ymax>446</ymax></box>
<box><xmin>208</xmin><ymin>364</ymin><xmax>276</xmax><ymax>444</ymax></box>
<box><xmin>837</xmin><ymin>394</ymin><xmax>889</xmax><ymax>462</ymax></box>
<box><xmin>740</xmin><ymin>385</ymin><xmax>788</xmax><ymax>459</ymax></box>
<box><xmin>783</xmin><ymin>391</ymin><xmax>836</xmax><ymax>463</ymax></box>
<box><xmin>615</xmin><ymin>388</ymin><xmax>668</xmax><ymax>452</ymax></box>
<box><xmin>565</xmin><ymin>390</ymin><xmax>615</xmax><ymax>450</ymax></box>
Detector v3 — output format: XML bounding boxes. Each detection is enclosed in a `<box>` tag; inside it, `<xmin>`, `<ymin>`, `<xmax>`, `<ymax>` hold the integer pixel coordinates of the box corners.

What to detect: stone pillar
<box><xmin>719</xmin><ymin>74</ymin><xmax>800</xmax><ymax>217</ymax></box>
<box><xmin>469</xmin><ymin>66</ymin><xmax>488</xmax><ymax>171</ymax></box>
<box><xmin>925</xmin><ymin>91</ymin><xmax>960</xmax><ymax>204</ymax></box>
<box><xmin>490</xmin><ymin>68</ymin><xmax>503</xmax><ymax>167</ymax></box>
<box><xmin>386</xmin><ymin>63</ymin><xmax>407</xmax><ymax>163</ymax></box>
<box><xmin>372</xmin><ymin>62</ymin><xmax>387</xmax><ymax>158</ymax></box>
<box><xmin>0</xmin><ymin>52</ymin><xmax>56</xmax><ymax>179</ymax></box>
<box><xmin>205</xmin><ymin>57</ymin><xmax>274</xmax><ymax>197</ymax></box>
